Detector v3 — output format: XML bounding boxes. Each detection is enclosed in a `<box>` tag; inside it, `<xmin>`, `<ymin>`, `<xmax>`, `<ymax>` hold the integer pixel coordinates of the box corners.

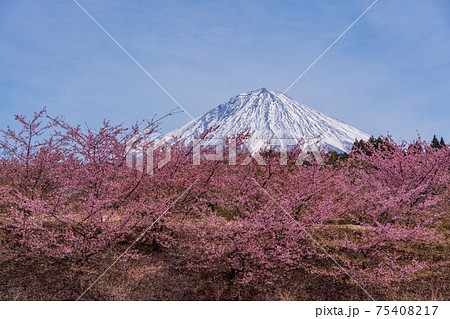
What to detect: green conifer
<box><xmin>431</xmin><ymin>135</ymin><xmax>440</xmax><ymax>149</ymax></box>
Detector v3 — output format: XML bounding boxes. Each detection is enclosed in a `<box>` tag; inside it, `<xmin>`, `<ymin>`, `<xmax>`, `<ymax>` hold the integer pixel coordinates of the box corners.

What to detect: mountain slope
<box><xmin>163</xmin><ymin>88</ymin><xmax>370</xmax><ymax>153</ymax></box>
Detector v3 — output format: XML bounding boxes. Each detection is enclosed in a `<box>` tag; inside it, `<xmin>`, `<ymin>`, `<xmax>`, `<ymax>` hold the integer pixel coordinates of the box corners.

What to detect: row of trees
<box><xmin>327</xmin><ymin>135</ymin><xmax>446</xmax><ymax>165</ymax></box>
<box><xmin>0</xmin><ymin>110</ymin><xmax>448</xmax><ymax>300</ymax></box>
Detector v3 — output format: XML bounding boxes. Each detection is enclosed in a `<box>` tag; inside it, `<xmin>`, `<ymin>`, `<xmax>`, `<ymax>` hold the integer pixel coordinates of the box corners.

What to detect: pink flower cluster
<box><xmin>0</xmin><ymin>109</ymin><xmax>448</xmax><ymax>294</ymax></box>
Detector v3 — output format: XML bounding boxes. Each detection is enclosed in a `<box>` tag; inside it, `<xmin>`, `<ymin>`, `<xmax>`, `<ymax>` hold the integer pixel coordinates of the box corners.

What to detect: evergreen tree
<box><xmin>352</xmin><ymin>136</ymin><xmax>392</xmax><ymax>155</ymax></box>
<box><xmin>339</xmin><ymin>152</ymin><xmax>349</xmax><ymax>161</ymax></box>
<box><xmin>431</xmin><ymin>135</ymin><xmax>440</xmax><ymax>149</ymax></box>
<box><xmin>439</xmin><ymin>137</ymin><xmax>446</xmax><ymax>148</ymax></box>
<box><xmin>326</xmin><ymin>150</ymin><xmax>339</xmax><ymax>165</ymax></box>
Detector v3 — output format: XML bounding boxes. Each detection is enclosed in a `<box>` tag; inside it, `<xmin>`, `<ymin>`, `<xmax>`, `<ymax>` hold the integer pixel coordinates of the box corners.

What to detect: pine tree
<box><xmin>439</xmin><ymin>137</ymin><xmax>446</xmax><ymax>148</ymax></box>
<box><xmin>431</xmin><ymin>135</ymin><xmax>440</xmax><ymax>149</ymax></box>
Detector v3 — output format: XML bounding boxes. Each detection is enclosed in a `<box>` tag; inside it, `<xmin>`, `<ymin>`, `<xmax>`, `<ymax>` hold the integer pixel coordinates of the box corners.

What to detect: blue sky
<box><xmin>1</xmin><ymin>0</ymin><xmax>449</xmax><ymax>142</ymax></box>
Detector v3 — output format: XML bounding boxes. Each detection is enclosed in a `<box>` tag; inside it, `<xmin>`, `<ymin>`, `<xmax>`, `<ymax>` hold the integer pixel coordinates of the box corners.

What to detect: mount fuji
<box><xmin>162</xmin><ymin>88</ymin><xmax>370</xmax><ymax>153</ymax></box>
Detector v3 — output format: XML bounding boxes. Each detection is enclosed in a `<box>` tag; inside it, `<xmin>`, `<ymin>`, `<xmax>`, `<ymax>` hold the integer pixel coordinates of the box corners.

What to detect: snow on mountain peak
<box><xmin>163</xmin><ymin>88</ymin><xmax>370</xmax><ymax>153</ymax></box>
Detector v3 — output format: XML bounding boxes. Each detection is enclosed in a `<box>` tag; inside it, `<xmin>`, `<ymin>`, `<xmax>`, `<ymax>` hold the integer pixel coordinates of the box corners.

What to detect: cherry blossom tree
<box><xmin>0</xmin><ymin>110</ymin><xmax>448</xmax><ymax>300</ymax></box>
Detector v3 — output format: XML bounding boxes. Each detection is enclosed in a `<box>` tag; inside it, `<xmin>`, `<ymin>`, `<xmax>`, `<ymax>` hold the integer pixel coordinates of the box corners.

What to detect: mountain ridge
<box><xmin>162</xmin><ymin>88</ymin><xmax>370</xmax><ymax>153</ymax></box>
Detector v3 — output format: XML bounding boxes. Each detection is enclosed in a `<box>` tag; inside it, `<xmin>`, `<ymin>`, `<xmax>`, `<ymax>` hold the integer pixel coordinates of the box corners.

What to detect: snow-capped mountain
<box><xmin>163</xmin><ymin>88</ymin><xmax>370</xmax><ymax>153</ymax></box>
